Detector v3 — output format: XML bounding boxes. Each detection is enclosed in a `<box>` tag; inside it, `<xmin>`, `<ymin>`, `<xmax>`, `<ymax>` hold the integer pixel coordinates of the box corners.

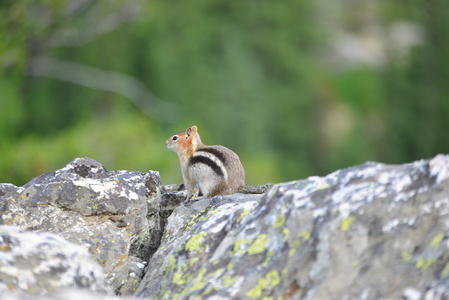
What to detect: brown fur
<box><xmin>166</xmin><ymin>125</ymin><xmax>245</xmax><ymax>199</ymax></box>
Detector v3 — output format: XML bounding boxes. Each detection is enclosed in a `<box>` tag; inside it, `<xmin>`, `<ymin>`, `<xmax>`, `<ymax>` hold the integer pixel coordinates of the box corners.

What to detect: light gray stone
<box><xmin>135</xmin><ymin>154</ymin><xmax>449</xmax><ymax>299</ymax></box>
<box><xmin>0</xmin><ymin>158</ymin><xmax>162</xmax><ymax>294</ymax></box>
<box><xmin>0</xmin><ymin>226</ymin><xmax>111</xmax><ymax>295</ymax></box>
<box><xmin>2</xmin><ymin>155</ymin><xmax>449</xmax><ymax>299</ymax></box>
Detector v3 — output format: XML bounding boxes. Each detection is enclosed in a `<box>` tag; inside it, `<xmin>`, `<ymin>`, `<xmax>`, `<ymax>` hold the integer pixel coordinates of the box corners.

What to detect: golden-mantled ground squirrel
<box><xmin>166</xmin><ymin>125</ymin><xmax>246</xmax><ymax>199</ymax></box>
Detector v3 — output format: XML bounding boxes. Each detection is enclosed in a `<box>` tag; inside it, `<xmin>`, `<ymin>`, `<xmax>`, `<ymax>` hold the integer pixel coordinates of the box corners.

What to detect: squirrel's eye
<box><xmin>172</xmin><ymin>136</ymin><xmax>179</xmax><ymax>141</ymax></box>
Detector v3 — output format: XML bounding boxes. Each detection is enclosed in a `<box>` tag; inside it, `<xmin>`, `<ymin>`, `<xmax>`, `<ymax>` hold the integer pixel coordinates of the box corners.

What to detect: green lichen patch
<box><xmin>172</xmin><ymin>269</ymin><xmax>191</xmax><ymax>286</ymax></box>
<box><xmin>247</xmin><ymin>234</ymin><xmax>270</xmax><ymax>255</ymax></box>
<box><xmin>185</xmin><ymin>212</ymin><xmax>204</xmax><ymax>230</ymax></box>
<box><xmin>238</xmin><ymin>209</ymin><xmax>251</xmax><ymax>223</ymax></box>
<box><xmin>263</xmin><ymin>250</ymin><xmax>275</xmax><ymax>267</ymax></box>
<box><xmin>289</xmin><ymin>231</ymin><xmax>310</xmax><ymax>257</ymax></box>
<box><xmin>200</xmin><ymin>207</ymin><xmax>221</xmax><ymax>223</ymax></box>
<box><xmin>442</xmin><ymin>262</ymin><xmax>449</xmax><ymax>277</ymax></box>
<box><xmin>185</xmin><ymin>231</ymin><xmax>208</xmax><ymax>252</ymax></box>
<box><xmin>298</xmin><ymin>231</ymin><xmax>310</xmax><ymax>241</ymax></box>
<box><xmin>222</xmin><ymin>274</ymin><xmax>239</xmax><ymax>287</ymax></box>
<box><xmin>314</xmin><ymin>182</ymin><xmax>329</xmax><ymax>191</ymax></box>
<box><xmin>281</xmin><ymin>227</ymin><xmax>290</xmax><ymax>242</ymax></box>
<box><xmin>187</xmin><ymin>268</ymin><xmax>224</xmax><ymax>295</ymax></box>
<box><xmin>163</xmin><ymin>255</ymin><xmax>177</xmax><ymax>273</ymax></box>
<box><xmin>208</xmin><ymin>207</ymin><xmax>222</xmax><ymax>217</ymax></box>
<box><xmin>233</xmin><ymin>239</ymin><xmax>248</xmax><ymax>253</ymax></box>
<box><xmin>189</xmin><ymin>257</ymin><xmax>200</xmax><ymax>267</ymax></box>
<box><xmin>401</xmin><ymin>249</ymin><xmax>413</xmax><ymax>262</ymax></box>
<box><xmin>416</xmin><ymin>258</ymin><xmax>436</xmax><ymax>270</ymax></box>
<box><xmin>185</xmin><ymin>208</ymin><xmax>221</xmax><ymax>231</ymax></box>
<box><xmin>246</xmin><ymin>270</ymin><xmax>280</xmax><ymax>299</ymax></box>
<box><xmin>189</xmin><ymin>268</ymin><xmax>208</xmax><ymax>292</ymax></box>
<box><xmin>227</xmin><ymin>263</ymin><xmax>233</xmax><ymax>271</ymax></box>
<box><xmin>430</xmin><ymin>233</ymin><xmax>445</xmax><ymax>250</ymax></box>
<box><xmin>341</xmin><ymin>216</ymin><xmax>354</xmax><ymax>231</ymax></box>
<box><xmin>273</xmin><ymin>214</ymin><xmax>286</xmax><ymax>228</ymax></box>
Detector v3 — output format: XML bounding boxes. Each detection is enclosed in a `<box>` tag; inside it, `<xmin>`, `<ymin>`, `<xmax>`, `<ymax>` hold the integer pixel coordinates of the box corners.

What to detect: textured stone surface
<box><xmin>135</xmin><ymin>154</ymin><xmax>449</xmax><ymax>299</ymax></box>
<box><xmin>0</xmin><ymin>157</ymin><xmax>161</xmax><ymax>294</ymax></box>
<box><xmin>0</xmin><ymin>289</ymin><xmax>135</xmax><ymax>300</ymax></box>
<box><xmin>0</xmin><ymin>226</ymin><xmax>110</xmax><ymax>295</ymax></box>
<box><xmin>2</xmin><ymin>155</ymin><xmax>449</xmax><ymax>299</ymax></box>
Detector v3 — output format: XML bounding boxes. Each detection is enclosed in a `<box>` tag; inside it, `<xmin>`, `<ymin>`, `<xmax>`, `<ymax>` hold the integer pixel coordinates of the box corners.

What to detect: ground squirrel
<box><xmin>166</xmin><ymin>125</ymin><xmax>246</xmax><ymax>200</ymax></box>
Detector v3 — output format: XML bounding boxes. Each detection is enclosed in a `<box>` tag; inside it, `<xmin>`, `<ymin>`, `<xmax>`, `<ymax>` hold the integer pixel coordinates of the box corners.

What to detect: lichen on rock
<box><xmin>2</xmin><ymin>154</ymin><xmax>449</xmax><ymax>299</ymax></box>
<box><xmin>0</xmin><ymin>157</ymin><xmax>162</xmax><ymax>295</ymax></box>
<box><xmin>0</xmin><ymin>226</ymin><xmax>111</xmax><ymax>294</ymax></box>
<box><xmin>134</xmin><ymin>154</ymin><xmax>449</xmax><ymax>299</ymax></box>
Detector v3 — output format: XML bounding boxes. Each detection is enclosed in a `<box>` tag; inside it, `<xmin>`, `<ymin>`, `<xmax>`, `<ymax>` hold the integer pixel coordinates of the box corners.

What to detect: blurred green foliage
<box><xmin>1</xmin><ymin>0</ymin><xmax>448</xmax><ymax>186</ymax></box>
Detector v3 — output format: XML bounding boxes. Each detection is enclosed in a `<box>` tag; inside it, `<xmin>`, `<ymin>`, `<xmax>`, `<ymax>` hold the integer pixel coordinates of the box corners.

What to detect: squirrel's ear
<box><xmin>186</xmin><ymin>125</ymin><xmax>197</xmax><ymax>137</ymax></box>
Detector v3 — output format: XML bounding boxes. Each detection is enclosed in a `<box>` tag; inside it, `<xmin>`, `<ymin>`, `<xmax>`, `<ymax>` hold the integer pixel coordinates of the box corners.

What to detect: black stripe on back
<box><xmin>189</xmin><ymin>156</ymin><xmax>224</xmax><ymax>177</ymax></box>
<box><xmin>197</xmin><ymin>148</ymin><xmax>227</xmax><ymax>165</ymax></box>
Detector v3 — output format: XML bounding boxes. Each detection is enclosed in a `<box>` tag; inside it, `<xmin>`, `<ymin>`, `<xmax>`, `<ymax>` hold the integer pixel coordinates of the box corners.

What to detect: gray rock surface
<box><xmin>2</xmin><ymin>154</ymin><xmax>449</xmax><ymax>299</ymax></box>
<box><xmin>0</xmin><ymin>226</ymin><xmax>110</xmax><ymax>295</ymax></box>
<box><xmin>134</xmin><ymin>154</ymin><xmax>449</xmax><ymax>299</ymax></box>
<box><xmin>0</xmin><ymin>157</ymin><xmax>162</xmax><ymax>295</ymax></box>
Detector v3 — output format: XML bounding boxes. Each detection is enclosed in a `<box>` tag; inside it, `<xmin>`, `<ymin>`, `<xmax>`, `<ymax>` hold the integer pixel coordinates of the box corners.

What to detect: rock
<box><xmin>0</xmin><ymin>289</ymin><xmax>134</xmax><ymax>300</ymax></box>
<box><xmin>134</xmin><ymin>154</ymin><xmax>449</xmax><ymax>299</ymax></box>
<box><xmin>2</xmin><ymin>154</ymin><xmax>449</xmax><ymax>299</ymax></box>
<box><xmin>0</xmin><ymin>157</ymin><xmax>162</xmax><ymax>295</ymax></box>
<box><xmin>0</xmin><ymin>226</ymin><xmax>110</xmax><ymax>295</ymax></box>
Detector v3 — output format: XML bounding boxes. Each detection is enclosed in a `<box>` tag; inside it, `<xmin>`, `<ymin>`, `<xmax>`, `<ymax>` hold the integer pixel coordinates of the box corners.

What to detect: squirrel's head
<box><xmin>166</xmin><ymin>125</ymin><xmax>202</xmax><ymax>154</ymax></box>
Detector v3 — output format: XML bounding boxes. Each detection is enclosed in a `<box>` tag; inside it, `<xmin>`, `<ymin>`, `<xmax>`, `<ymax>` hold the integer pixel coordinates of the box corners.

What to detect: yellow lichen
<box><xmin>282</xmin><ymin>227</ymin><xmax>290</xmax><ymax>242</ymax></box>
<box><xmin>416</xmin><ymin>258</ymin><xmax>436</xmax><ymax>270</ymax></box>
<box><xmin>289</xmin><ymin>231</ymin><xmax>310</xmax><ymax>257</ymax></box>
<box><xmin>298</xmin><ymin>231</ymin><xmax>310</xmax><ymax>241</ymax></box>
<box><xmin>185</xmin><ymin>231</ymin><xmax>207</xmax><ymax>252</ymax></box>
<box><xmin>263</xmin><ymin>250</ymin><xmax>274</xmax><ymax>267</ymax></box>
<box><xmin>233</xmin><ymin>239</ymin><xmax>247</xmax><ymax>253</ymax></box>
<box><xmin>442</xmin><ymin>262</ymin><xmax>449</xmax><ymax>277</ymax></box>
<box><xmin>314</xmin><ymin>182</ymin><xmax>329</xmax><ymax>191</ymax></box>
<box><xmin>246</xmin><ymin>270</ymin><xmax>280</xmax><ymax>299</ymax></box>
<box><xmin>189</xmin><ymin>257</ymin><xmax>199</xmax><ymax>267</ymax></box>
<box><xmin>227</xmin><ymin>263</ymin><xmax>233</xmax><ymax>271</ymax></box>
<box><xmin>401</xmin><ymin>249</ymin><xmax>413</xmax><ymax>262</ymax></box>
<box><xmin>238</xmin><ymin>209</ymin><xmax>251</xmax><ymax>222</ymax></box>
<box><xmin>247</xmin><ymin>234</ymin><xmax>269</xmax><ymax>255</ymax></box>
<box><xmin>273</xmin><ymin>214</ymin><xmax>286</xmax><ymax>228</ymax></box>
<box><xmin>186</xmin><ymin>212</ymin><xmax>202</xmax><ymax>227</ymax></box>
<box><xmin>341</xmin><ymin>216</ymin><xmax>354</xmax><ymax>231</ymax></box>
<box><xmin>430</xmin><ymin>233</ymin><xmax>445</xmax><ymax>250</ymax></box>
<box><xmin>164</xmin><ymin>255</ymin><xmax>177</xmax><ymax>273</ymax></box>
<box><xmin>222</xmin><ymin>274</ymin><xmax>239</xmax><ymax>287</ymax></box>
<box><xmin>189</xmin><ymin>268</ymin><xmax>208</xmax><ymax>292</ymax></box>
<box><xmin>173</xmin><ymin>269</ymin><xmax>189</xmax><ymax>285</ymax></box>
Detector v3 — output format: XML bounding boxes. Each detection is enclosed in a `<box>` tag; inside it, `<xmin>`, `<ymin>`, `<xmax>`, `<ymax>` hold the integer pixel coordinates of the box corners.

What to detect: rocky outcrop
<box><xmin>134</xmin><ymin>154</ymin><xmax>449</xmax><ymax>299</ymax></box>
<box><xmin>0</xmin><ymin>226</ymin><xmax>111</xmax><ymax>295</ymax></box>
<box><xmin>0</xmin><ymin>157</ymin><xmax>162</xmax><ymax>295</ymax></box>
<box><xmin>2</xmin><ymin>155</ymin><xmax>449</xmax><ymax>299</ymax></box>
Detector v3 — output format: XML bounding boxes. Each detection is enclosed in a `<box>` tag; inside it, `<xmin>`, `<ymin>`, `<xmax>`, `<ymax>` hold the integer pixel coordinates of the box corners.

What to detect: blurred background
<box><xmin>1</xmin><ymin>0</ymin><xmax>448</xmax><ymax>187</ymax></box>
